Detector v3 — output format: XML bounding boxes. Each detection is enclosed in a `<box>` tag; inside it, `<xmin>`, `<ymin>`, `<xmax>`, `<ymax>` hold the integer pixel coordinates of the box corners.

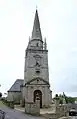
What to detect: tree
<box><xmin>59</xmin><ymin>99</ymin><xmax>63</xmax><ymax>104</ymax></box>
<box><xmin>55</xmin><ymin>94</ymin><xmax>58</xmax><ymax>97</ymax></box>
<box><xmin>53</xmin><ymin>92</ymin><xmax>75</xmax><ymax>104</ymax></box>
<box><xmin>0</xmin><ymin>92</ymin><xmax>2</xmax><ymax>97</ymax></box>
<box><xmin>65</xmin><ymin>97</ymin><xmax>75</xmax><ymax>104</ymax></box>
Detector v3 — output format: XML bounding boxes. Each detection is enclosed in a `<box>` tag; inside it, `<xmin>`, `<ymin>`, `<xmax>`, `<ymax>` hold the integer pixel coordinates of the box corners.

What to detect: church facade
<box><xmin>7</xmin><ymin>9</ymin><xmax>52</xmax><ymax>108</ymax></box>
<box><xmin>22</xmin><ymin>9</ymin><xmax>52</xmax><ymax>108</ymax></box>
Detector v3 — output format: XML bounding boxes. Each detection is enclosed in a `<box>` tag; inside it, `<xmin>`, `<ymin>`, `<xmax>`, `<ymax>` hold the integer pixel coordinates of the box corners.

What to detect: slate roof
<box><xmin>31</xmin><ymin>9</ymin><xmax>42</xmax><ymax>41</ymax></box>
<box><xmin>8</xmin><ymin>79</ymin><xmax>24</xmax><ymax>92</ymax></box>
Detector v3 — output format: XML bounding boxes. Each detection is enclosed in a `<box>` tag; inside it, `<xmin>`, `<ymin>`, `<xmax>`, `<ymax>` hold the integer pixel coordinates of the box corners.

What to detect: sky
<box><xmin>0</xmin><ymin>0</ymin><xmax>77</xmax><ymax>97</ymax></box>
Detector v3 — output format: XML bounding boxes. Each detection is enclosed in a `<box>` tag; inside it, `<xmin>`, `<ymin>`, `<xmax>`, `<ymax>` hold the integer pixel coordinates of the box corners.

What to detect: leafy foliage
<box><xmin>55</xmin><ymin>94</ymin><xmax>58</xmax><ymax>97</ymax></box>
<box><xmin>65</xmin><ymin>96</ymin><xmax>75</xmax><ymax>104</ymax></box>
<box><xmin>53</xmin><ymin>92</ymin><xmax>76</xmax><ymax>104</ymax></box>
<box><xmin>0</xmin><ymin>92</ymin><xmax>2</xmax><ymax>97</ymax></box>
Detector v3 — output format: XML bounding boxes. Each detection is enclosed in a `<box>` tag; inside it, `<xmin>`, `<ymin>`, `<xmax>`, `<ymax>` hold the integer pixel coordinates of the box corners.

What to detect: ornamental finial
<box><xmin>44</xmin><ymin>37</ymin><xmax>47</xmax><ymax>50</ymax></box>
<box><xmin>36</xmin><ymin>5</ymin><xmax>38</xmax><ymax>9</ymax></box>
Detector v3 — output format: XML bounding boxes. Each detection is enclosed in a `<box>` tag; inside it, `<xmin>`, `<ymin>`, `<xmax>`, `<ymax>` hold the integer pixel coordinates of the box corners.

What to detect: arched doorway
<box><xmin>34</xmin><ymin>90</ymin><xmax>42</xmax><ymax>108</ymax></box>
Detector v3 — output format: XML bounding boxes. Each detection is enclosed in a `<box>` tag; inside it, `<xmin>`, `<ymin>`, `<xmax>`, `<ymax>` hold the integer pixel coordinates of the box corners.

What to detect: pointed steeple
<box><xmin>31</xmin><ymin>9</ymin><xmax>42</xmax><ymax>41</ymax></box>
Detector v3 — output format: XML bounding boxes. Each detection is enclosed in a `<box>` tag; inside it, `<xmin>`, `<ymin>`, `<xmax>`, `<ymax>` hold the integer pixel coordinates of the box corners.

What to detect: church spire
<box><xmin>31</xmin><ymin>9</ymin><xmax>42</xmax><ymax>41</ymax></box>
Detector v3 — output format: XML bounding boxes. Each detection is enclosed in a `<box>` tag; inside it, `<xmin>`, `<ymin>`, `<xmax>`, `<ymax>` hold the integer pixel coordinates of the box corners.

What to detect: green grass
<box><xmin>0</xmin><ymin>100</ymin><xmax>6</xmax><ymax>108</ymax></box>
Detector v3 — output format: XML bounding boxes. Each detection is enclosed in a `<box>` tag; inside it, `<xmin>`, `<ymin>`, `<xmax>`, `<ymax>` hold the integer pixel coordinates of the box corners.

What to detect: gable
<box><xmin>26</xmin><ymin>78</ymin><xmax>49</xmax><ymax>85</ymax></box>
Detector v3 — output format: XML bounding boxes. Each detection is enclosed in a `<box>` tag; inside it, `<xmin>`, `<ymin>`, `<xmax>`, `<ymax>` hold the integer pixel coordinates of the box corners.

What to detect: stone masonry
<box><xmin>22</xmin><ymin>9</ymin><xmax>52</xmax><ymax>108</ymax></box>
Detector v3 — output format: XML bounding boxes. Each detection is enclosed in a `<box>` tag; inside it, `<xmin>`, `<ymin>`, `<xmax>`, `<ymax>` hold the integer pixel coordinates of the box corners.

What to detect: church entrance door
<box><xmin>34</xmin><ymin>90</ymin><xmax>42</xmax><ymax>108</ymax></box>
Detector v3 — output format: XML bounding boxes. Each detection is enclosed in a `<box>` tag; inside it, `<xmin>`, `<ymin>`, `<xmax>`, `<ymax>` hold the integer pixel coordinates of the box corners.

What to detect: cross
<box><xmin>36</xmin><ymin>5</ymin><xmax>38</xmax><ymax>9</ymax></box>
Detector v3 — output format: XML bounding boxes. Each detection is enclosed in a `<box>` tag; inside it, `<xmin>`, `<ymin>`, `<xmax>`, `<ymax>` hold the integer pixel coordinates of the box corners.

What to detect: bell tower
<box><xmin>24</xmin><ymin>9</ymin><xmax>49</xmax><ymax>83</ymax></box>
<box><xmin>23</xmin><ymin>9</ymin><xmax>52</xmax><ymax>107</ymax></box>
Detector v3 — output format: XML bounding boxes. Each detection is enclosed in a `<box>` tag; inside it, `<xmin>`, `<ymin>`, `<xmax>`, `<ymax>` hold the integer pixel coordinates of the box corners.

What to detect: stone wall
<box><xmin>25</xmin><ymin>100</ymin><xmax>40</xmax><ymax>116</ymax></box>
<box><xmin>24</xmin><ymin>49</ymin><xmax>49</xmax><ymax>83</ymax></box>
<box><xmin>23</xmin><ymin>85</ymin><xmax>51</xmax><ymax>107</ymax></box>
<box><xmin>53</xmin><ymin>99</ymin><xmax>69</xmax><ymax>118</ymax></box>
<box><xmin>42</xmin><ymin>104</ymin><xmax>69</xmax><ymax>119</ymax></box>
<box><xmin>7</xmin><ymin>91</ymin><xmax>22</xmax><ymax>104</ymax></box>
<box><xmin>55</xmin><ymin>105</ymin><xmax>69</xmax><ymax>118</ymax></box>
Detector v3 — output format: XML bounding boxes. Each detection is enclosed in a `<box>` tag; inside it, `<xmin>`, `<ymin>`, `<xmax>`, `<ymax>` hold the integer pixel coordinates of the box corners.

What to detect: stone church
<box><xmin>7</xmin><ymin>9</ymin><xmax>52</xmax><ymax>108</ymax></box>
